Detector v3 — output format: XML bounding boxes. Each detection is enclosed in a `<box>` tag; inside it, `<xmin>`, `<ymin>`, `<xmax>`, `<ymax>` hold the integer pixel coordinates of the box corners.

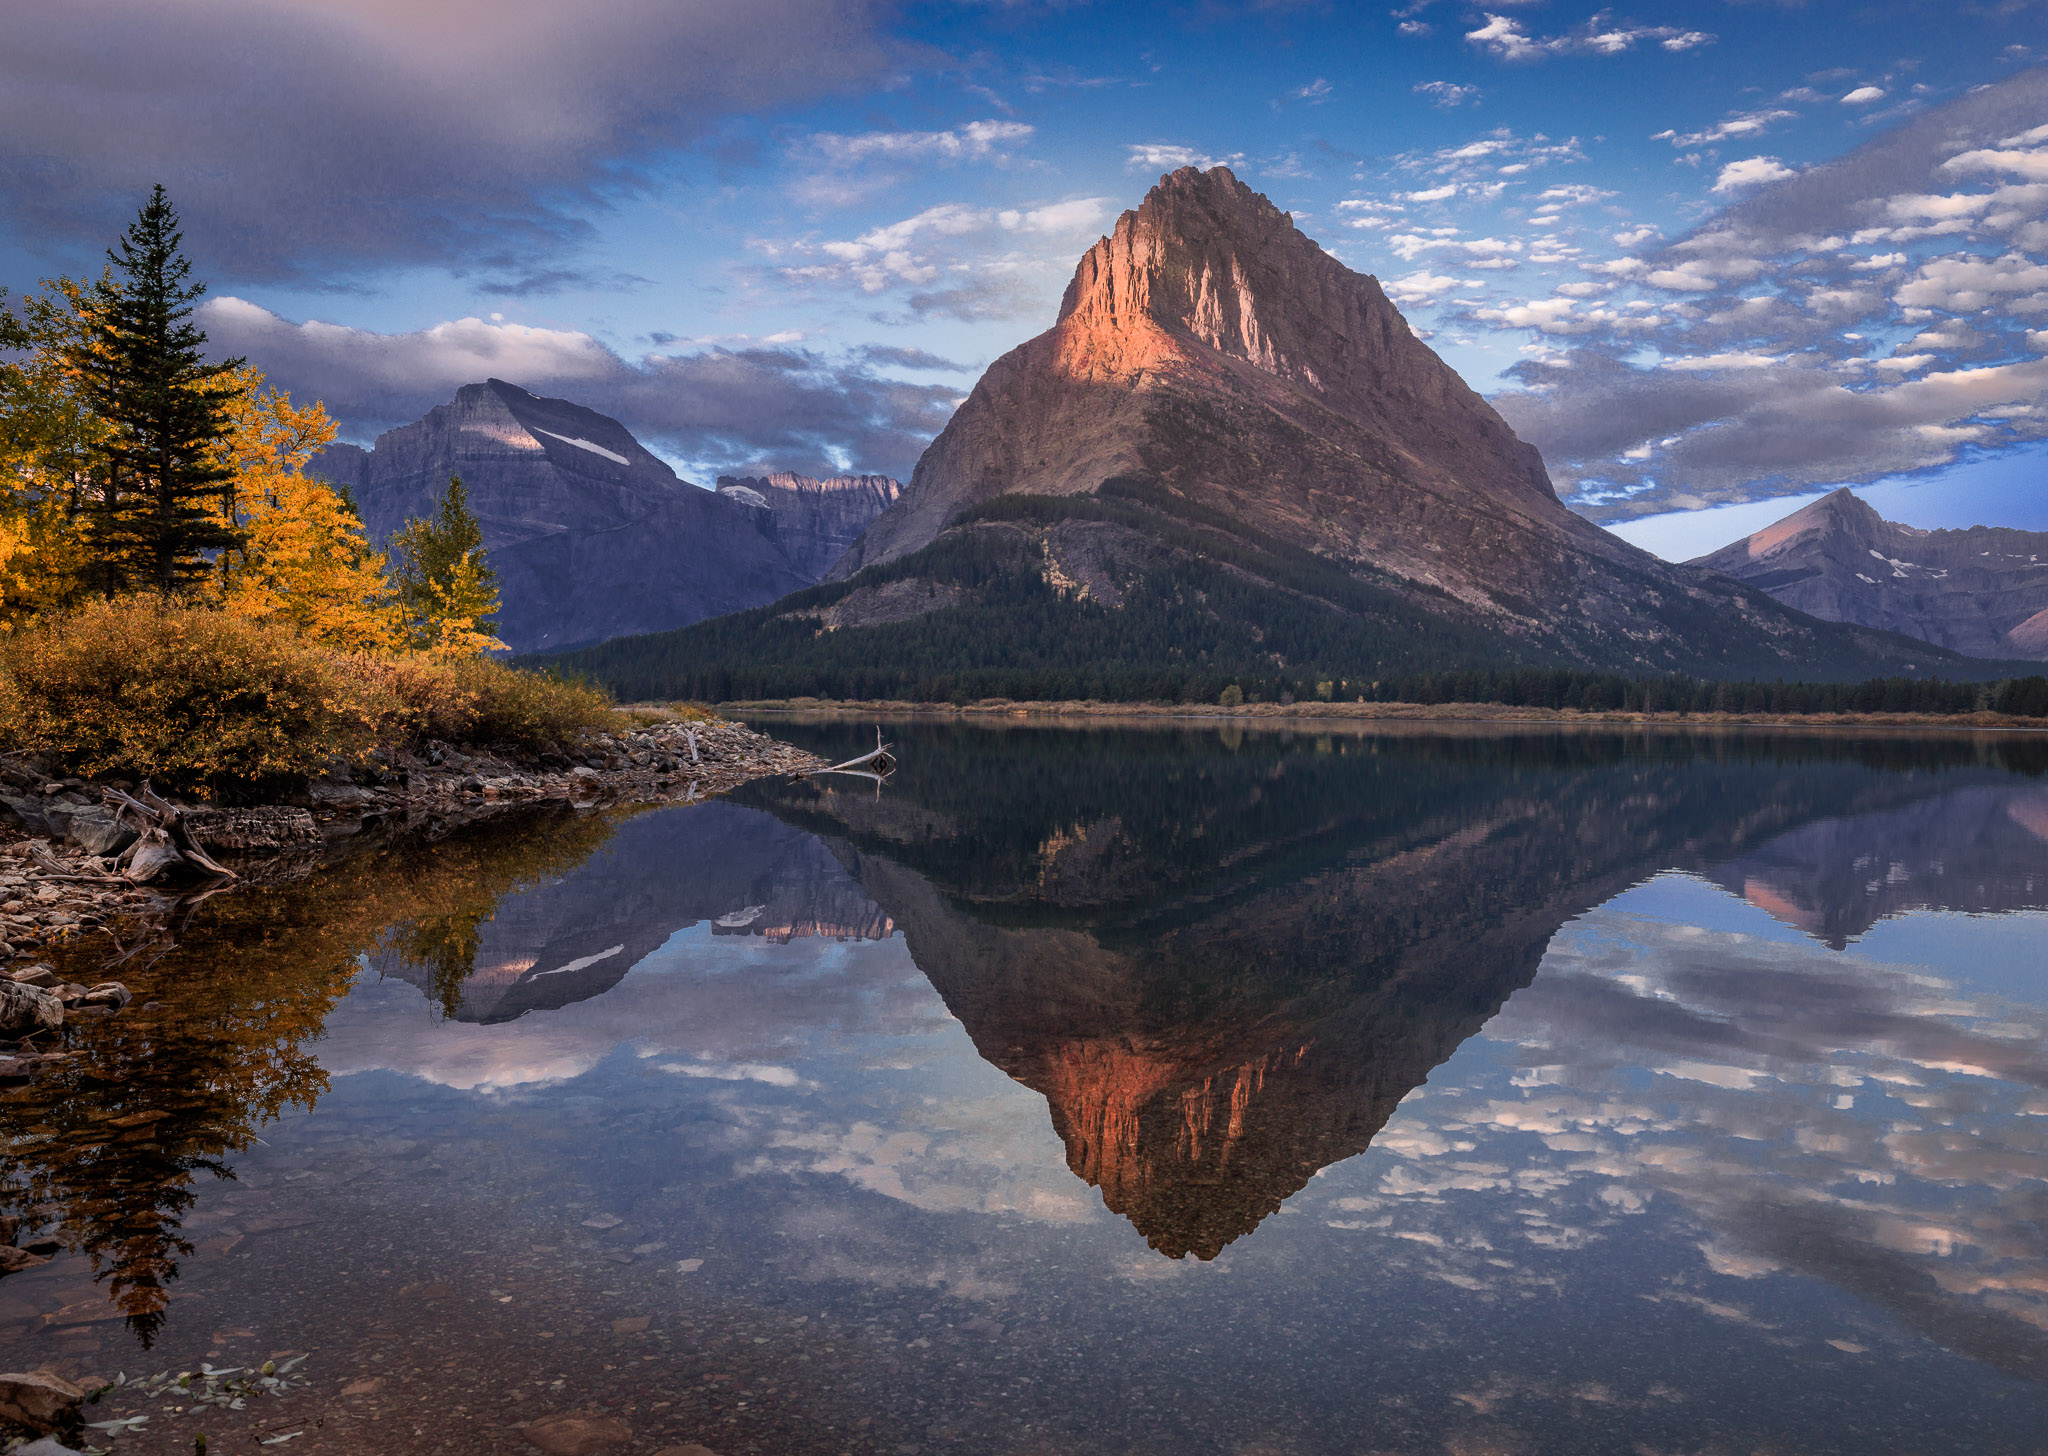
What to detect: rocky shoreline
<box><xmin>0</xmin><ymin>715</ymin><xmax>823</xmax><ymax>1076</ymax></box>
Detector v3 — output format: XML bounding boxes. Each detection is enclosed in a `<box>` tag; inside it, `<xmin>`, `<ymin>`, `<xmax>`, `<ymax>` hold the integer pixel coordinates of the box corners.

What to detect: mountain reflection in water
<box><xmin>1</xmin><ymin>720</ymin><xmax>2045</xmax><ymax>1439</ymax></box>
<box><xmin>738</xmin><ymin>725</ymin><xmax>2048</xmax><ymax>1261</ymax></box>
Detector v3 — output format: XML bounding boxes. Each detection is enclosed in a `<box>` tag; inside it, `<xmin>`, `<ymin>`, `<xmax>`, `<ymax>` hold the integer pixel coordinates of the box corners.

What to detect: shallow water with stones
<box><xmin>5</xmin><ymin>718</ymin><xmax>2048</xmax><ymax>1455</ymax></box>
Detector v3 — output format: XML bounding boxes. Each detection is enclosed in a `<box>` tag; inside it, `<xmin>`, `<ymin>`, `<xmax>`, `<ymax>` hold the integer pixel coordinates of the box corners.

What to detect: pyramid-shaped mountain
<box><xmin>550</xmin><ymin>169</ymin><xmax>1986</xmax><ymax>697</ymax></box>
<box><xmin>1693</xmin><ymin>488</ymin><xmax>2048</xmax><ymax>660</ymax></box>
<box><xmin>315</xmin><ymin>381</ymin><xmax>899</xmax><ymax>653</ymax></box>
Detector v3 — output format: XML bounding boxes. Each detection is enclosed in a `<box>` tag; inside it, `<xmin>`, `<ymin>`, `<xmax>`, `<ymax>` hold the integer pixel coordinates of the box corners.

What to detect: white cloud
<box><xmin>1711</xmin><ymin>156</ymin><xmax>1797</xmax><ymax>193</ymax></box>
<box><xmin>1465</xmin><ymin>14</ymin><xmax>1542</xmax><ymax>61</ymax></box>
<box><xmin>1653</xmin><ymin>108</ymin><xmax>1797</xmax><ymax>149</ymax></box>
<box><xmin>1895</xmin><ymin>252</ymin><xmax>2048</xmax><ymax>310</ymax></box>
<box><xmin>1473</xmin><ymin>296</ymin><xmax>1585</xmax><ymax>332</ymax></box>
<box><xmin>1414</xmin><ymin>81</ymin><xmax>1482</xmax><ymax>108</ymax></box>
<box><xmin>1943</xmin><ymin>147</ymin><xmax>2048</xmax><ymax>182</ymax></box>
<box><xmin>1126</xmin><ymin>143</ymin><xmax>1243</xmax><ymax>172</ymax></box>
<box><xmin>1466</xmin><ymin>12</ymin><xmax>1714</xmax><ymax>62</ymax></box>
<box><xmin>203</xmin><ymin>296</ymin><xmax>617</xmax><ymax>394</ymax></box>
<box><xmin>999</xmin><ymin>198</ymin><xmax>1112</xmax><ymax>235</ymax></box>
<box><xmin>797</xmin><ymin>197</ymin><xmax>1111</xmax><ymax>296</ymax></box>
<box><xmin>805</xmin><ymin>120</ymin><xmax>1035</xmax><ymax>167</ymax></box>
<box><xmin>1384</xmin><ymin>269</ymin><xmax>1475</xmax><ymax>306</ymax></box>
<box><xmin>1841</xmin><ymin>86</ymin><xmax>1887</xmax><ymax>106</ymax></box>
<box><xmin>1390</xmin><ymin>233</ymin><xmax>1524</xmax><ymax>263</ymax></box>
<box><xmin>1481</xmin><ymin>70</ymin><xmax>2048</xmax><ymax>519</ymax></box>
<box><xmin>1658</xmin><ymin>351</ymin><xmax>1783</xmax><ymax>371</ymax></box>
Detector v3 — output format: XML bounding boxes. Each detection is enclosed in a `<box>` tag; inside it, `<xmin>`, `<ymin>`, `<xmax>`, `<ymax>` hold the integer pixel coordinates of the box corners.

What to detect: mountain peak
<box><xmin>1740</xmin><ymin>487</ymin><xmax>1887</xmax><ymax>559</ymax></box>
<box><xmin>1695</xmin><ymin>491</ymin><xmax>2048</xmax><ymax>660</ymax></box>
<box><xmin>839</xmin><ymin>166</ymin><xmax>1566</xmax><ymax>586</ymax></box>
<box><xmin>1054</xmin><ymin>164</ymin><xmax>1377</xmax><ymax>392</ymax></box>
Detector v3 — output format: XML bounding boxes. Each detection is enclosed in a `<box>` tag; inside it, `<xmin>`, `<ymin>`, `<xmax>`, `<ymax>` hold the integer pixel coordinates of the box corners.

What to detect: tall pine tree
<box><xmin>75</xmin><ymin>186</ymin><xmax>245</xmax><ymax>594</ymax></box>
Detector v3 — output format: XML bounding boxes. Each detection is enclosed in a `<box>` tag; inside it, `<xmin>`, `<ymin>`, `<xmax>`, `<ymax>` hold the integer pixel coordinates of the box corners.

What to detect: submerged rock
<box><xmin>521</xmin><ymin>1411</ymin><xmax>632</xmax><ymax>1455</ymax></box>
<box><xmin>0</xmin><ymin>1245</ymin><xmax>49</xmax><ymax>1274</ymax></box>
<box><xmin>14</xmin><ymin>1438</ymin><xmax>89</xmax><ymax>1456</ymax></box>
<box><xmin>0</xmin><ymin>1370</ymin><xmax>85</xmax><ymax>1432</ymax></box>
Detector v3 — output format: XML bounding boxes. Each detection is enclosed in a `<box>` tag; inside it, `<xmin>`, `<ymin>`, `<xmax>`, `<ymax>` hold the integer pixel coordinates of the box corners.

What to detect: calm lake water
<box><xmin>6</xmin><ymin>720</ymin><xmax>2048</xmax><ymax>1455</ymax></box>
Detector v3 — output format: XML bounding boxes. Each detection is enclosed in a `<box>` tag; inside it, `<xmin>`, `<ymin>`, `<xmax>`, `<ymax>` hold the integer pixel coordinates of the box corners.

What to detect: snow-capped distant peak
<box><xmin>534</xmin><ymin>428</ymin><xmax>630</xmax><ymax>466</ymax></box>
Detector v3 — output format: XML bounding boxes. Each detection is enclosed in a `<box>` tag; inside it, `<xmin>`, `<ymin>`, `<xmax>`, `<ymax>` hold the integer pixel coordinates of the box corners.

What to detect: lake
<box><xmin>5</xmin><ymin>718</ymin><xmax>2048</xmax><ymax>1455</ymax></box>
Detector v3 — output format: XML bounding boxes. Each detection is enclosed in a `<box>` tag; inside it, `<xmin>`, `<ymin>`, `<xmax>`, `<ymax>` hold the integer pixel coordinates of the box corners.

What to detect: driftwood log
<box><xmin>103</xmin><ymin>786</ymin><xmax>237</xmax><ymax>885</ymax></box>
<box><xmin>797</xmin><ymin>727</ymin><xmax>898</xmax><ymax>788</ymax></box>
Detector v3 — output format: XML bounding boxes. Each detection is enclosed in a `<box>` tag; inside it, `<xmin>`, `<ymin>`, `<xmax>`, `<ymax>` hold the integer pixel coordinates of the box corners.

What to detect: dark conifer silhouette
<box><xmin>74</xmin><ymin>185</ymin><xmax>245</xmax><ymax>594</ymax></box>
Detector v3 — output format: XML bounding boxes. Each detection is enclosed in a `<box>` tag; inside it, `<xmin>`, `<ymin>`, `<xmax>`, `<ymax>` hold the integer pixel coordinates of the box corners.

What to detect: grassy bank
<box><xmin>0</xmin><ymin>599</ymin><xmax>619</xmax><ymax>793</ymax></box>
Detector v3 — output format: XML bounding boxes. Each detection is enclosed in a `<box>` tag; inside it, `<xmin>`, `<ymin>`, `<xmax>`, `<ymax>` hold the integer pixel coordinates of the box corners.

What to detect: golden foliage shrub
<box><xmin>0</xmin><ymin>600</ymin><xmax>622</xmax><ymax>789</ymax></box>
<box><xmin>346</xmin><ymin>653</ymin><xmax>617</xmax><ymax>750</ymax></box>
<box><xmin>448</xmin><ymin>656</ymin><xmax>620</xmax><ymax>748</ymax></box>
<box><xmin>0</xmin><ymin>598</ymin><xmax>378</xmax><ymax>785</ymax></box>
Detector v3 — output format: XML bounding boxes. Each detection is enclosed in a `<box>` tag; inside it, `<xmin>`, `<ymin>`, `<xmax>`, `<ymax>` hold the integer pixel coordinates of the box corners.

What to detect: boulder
<box><xmin>0</xmin><ymin>1370</ymin><xmax>85</xmax><ymax>1432</ymax></box>
<box><xmin>0</xmin><ymin>795</ymin><xmax>48</xmax><ymax>838</ymax></box>
<box><xmin>0</xmin><ymin>982</ymin><xmax>62</xmax><ymax>1038</ymax></box>
<box><xmin>79</xmin><ymin>983</ymin><xmax>130</xmax><ymax>1011</ymax></box>
<box><xmin>308</xmin><ymin>781</ymin><xmax>377</xmax><ymax>809</ymax></box>
<box><xmin>60</xmin><ymin>807</ymin><xmax>136</xmax><ymax>859</ymax></box>
<box><xmin>7</xmin><ymin>965</ymin><xmax>58</xmax><ymax>988</ymax></box>
<box><xmin>521</xmin><ymin>1412</ymin><xmax>632</xmax><ymax>1455</ymax></box>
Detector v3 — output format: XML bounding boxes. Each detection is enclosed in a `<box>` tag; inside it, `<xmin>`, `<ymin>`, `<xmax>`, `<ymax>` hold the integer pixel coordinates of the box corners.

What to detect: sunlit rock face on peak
<box><xmin>1693</xmin><ymin>488</ymin><xmax>2048</xmax><ymax>661</ymax></box>
<box><xmin>836</xmin><ymin>165</ymin><xmax>1560</xmax><ymax>601</ymax></box>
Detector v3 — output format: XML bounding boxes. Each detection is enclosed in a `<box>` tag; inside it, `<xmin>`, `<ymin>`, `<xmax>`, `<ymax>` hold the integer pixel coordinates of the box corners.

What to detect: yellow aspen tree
<box><xmin>213</xmin><ymin>368</ymin><xmax>404</xmax><ymax>651</ymax></box>
<box><xmin>0</xmin><ymin>277</ymin><xmax>112</xmax><ymax>617</ymax></box>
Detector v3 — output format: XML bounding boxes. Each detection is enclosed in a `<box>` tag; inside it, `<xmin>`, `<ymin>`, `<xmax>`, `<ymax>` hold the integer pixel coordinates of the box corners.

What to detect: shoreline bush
<box><xmin>0</xmin><ymin>599</ymin><xmax>617</xmax><ymax>792</ymax></box>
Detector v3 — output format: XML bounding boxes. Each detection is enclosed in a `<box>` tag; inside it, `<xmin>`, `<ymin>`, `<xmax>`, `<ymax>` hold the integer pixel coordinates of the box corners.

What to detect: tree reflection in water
<box><xmin>0</xmin><ymin>803</ymin><xmax>631</xmax><ymax>1343</ymax></box>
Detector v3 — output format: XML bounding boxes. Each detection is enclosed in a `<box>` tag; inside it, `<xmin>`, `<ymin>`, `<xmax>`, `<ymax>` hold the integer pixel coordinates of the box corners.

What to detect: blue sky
<box><xmin>5</xmin><ymin>1</ymin><xmax>2047</xmax><ymax>557</ymax></box>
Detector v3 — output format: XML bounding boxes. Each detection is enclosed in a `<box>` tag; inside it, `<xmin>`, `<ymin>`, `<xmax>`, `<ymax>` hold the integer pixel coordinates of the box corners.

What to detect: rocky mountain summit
<box><xmin>716</xmin><ymin>471</ymin><xmax>902</xmax><ymax>579</ymax></box>
<box><xmin>1693</xmin><ymin>488</ymin><xmax>2048</xmax><ymax>660</ymax></box>
<box><xmin>315</xmin><ymin>381</ymin><xmax>881</xmax><ymax>653</ymax></box>
<box><xmin>838</xmin><ymin>164</ymin><xmax>1563</xmax><ymax>598</ymax></box>
<box><xmin>563</xmin><ymin>167</ymin><xmax>1983</xmax><ymax>696</ymax></box>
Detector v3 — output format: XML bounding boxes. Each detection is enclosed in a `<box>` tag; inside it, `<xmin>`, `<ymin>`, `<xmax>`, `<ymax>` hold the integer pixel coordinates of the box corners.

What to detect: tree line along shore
<box><xmin>716</xmin><ymin>668</ymin><xmax>2048</xmax><ymax>724</ymax></box>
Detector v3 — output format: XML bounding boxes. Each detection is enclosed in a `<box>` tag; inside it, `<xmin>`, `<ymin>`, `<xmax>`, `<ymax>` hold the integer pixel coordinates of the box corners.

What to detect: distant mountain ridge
<box><xmin>546</xmin><ymin>167</ymin><xmax>1998</xmax><ymax>698</ymax></box>
<box><xmin>1692</xmin><ymin>488</ymin><xmax>2048</xmax><ymax>661</ymax></box>
<box><xmin>715</xmin><ymin>472</ymin><xmax>902</xmax><ymax>580</ymax></box>
<box><xmin>314</xmin><ymin>380</ymin><xmax>900</xmax><ymax>653</ymax></box>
